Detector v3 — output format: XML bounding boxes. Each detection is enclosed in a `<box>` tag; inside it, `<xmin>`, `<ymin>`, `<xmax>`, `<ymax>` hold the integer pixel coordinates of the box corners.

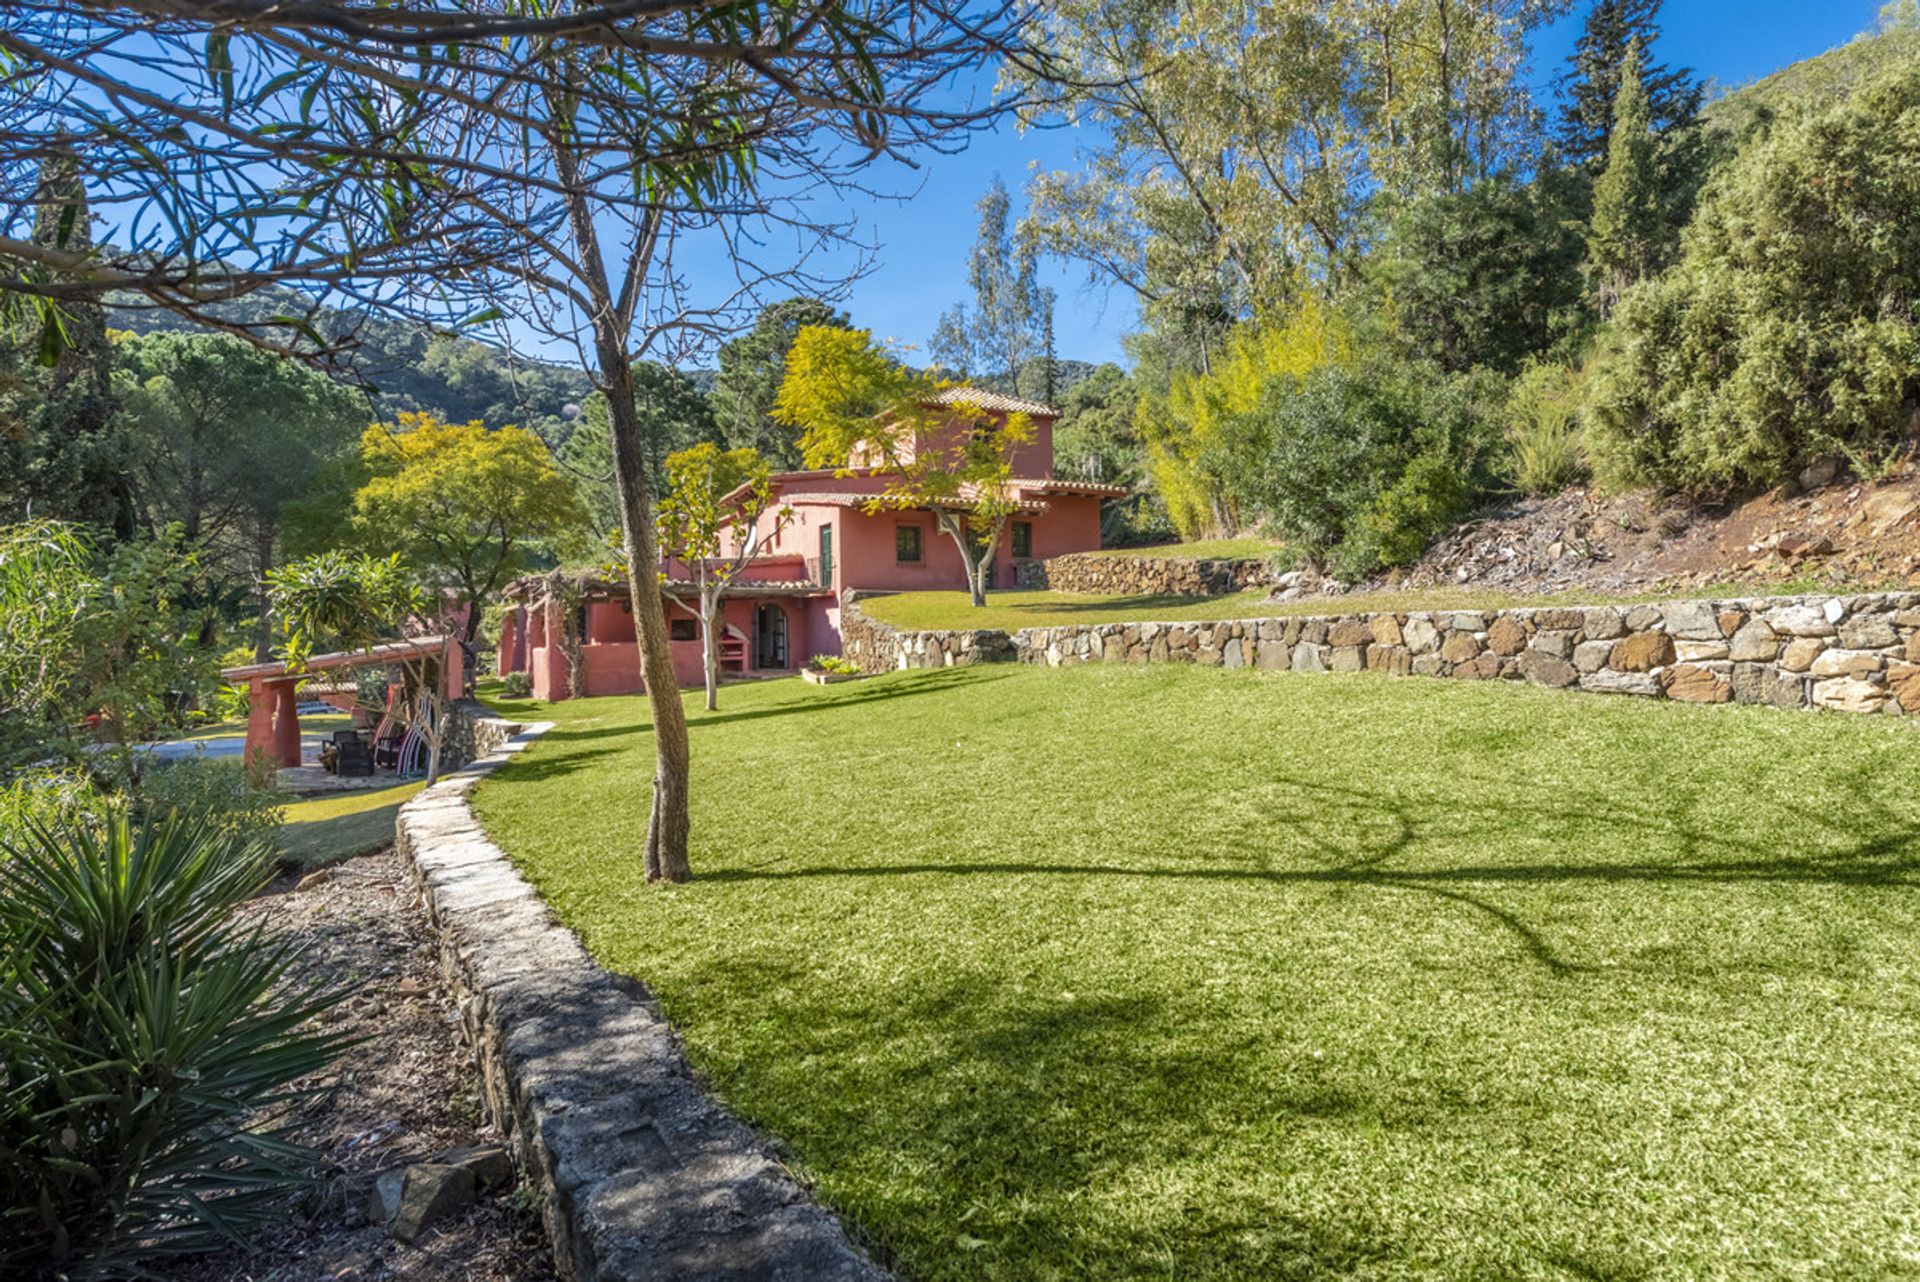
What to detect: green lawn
<box><xmin>472</xmin><ymin>667</ymin><xmax>1920</xmax><ymax>1280</ymax></box>
<box><xmin>277</xmin><ymin>781</ymin><xmax>426</xmax><ymax>868</ymax></box>
<box><xmin>1089</xmin><ymin>537</ymin><xmax>1289</xmax><ymax>560</ymax></box>
<box><xmin>861</xmin><ymin>585</ymin><xmax>1675</xmax><ymax>632</ymax></box>
<box><xmin>162</xmin><ymin>711</ymin><xmax>354</xmax><ymax>744</ymax></box>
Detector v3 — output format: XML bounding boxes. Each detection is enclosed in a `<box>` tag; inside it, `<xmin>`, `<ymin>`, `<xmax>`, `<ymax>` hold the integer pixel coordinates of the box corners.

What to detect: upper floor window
<box><xmin>896</xmin><ymin>523</ymin><xmax>922</xmax><ymax>563</ymax></box>
<box><xmin>1012</xmin><ymin>520</ymin><xmax>1033</xmax><ymax>559</ymax></box>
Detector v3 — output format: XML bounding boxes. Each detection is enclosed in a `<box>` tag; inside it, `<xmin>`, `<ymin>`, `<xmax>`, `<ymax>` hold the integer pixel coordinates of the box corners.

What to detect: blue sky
<box><xmin>824</xmin><ymin>0</ymin><xmax>1888</xmax><ymax>369</ymax></box>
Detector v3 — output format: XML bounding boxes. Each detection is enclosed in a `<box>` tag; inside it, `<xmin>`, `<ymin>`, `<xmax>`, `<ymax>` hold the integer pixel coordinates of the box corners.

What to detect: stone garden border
<box><xmin>395</xmin><ymin>722</ymin><xmax>888</xmax><ymax>1282</ymax></box>
<box><xmin>842</xmin><ymin>592</ymin><xmax>1920</xmax><ymax>717</ymax></box>
<box><xmin>1014</xmin><ymin>549</ymin><xmax>1272</xmax><ymax>596</ymax></box>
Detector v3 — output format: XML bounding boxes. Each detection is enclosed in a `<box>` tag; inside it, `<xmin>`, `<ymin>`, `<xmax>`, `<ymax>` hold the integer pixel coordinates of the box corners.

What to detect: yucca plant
<box><xmin>0</xmin><ymin>815</ymin><xmax>350</xmax><ymax>1279</ymax></box>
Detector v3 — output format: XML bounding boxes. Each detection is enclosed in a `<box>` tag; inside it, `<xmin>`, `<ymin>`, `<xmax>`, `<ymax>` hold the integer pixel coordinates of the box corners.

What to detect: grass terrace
<box><xmin>860</xmin><ymin>586</ymin><xmax>1669</xmax><ymax>632</ymax></box>
<box><xmin>278</xmin><ymin>781</ymin><xmax>427</xmax><ymax>869</ymax></box>
<box><xmin>1086</xmin><ymin>537</ymin><xmax>1289</xmax><ymax>560</ymax></box>
<box><xmin>471</xmin><ymin>665</ymin><xmax>1920</xmax><ymax>1280</ymax></box>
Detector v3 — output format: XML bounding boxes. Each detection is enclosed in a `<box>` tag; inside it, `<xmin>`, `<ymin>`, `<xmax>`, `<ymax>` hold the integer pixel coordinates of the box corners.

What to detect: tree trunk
<box><xmin>701</xmin><ymin>585</ymin><xmax>720</xmax><ymax>713</ymax></box>
<box><xmin>937</xmin><ymin>510</ymin><xmax>993</xmax><ymax>608</ymax></box>
<box><xmin>253</xmin><ymin>522</ymin><xmax>276</xmax><ymax>663</ymax></box>
<box><xmin>599</xmin><ymin>341</ymin><xmax>694</xmax><ymax>882</ymax></box>
<box><xmin>425</xmin><ymin>705</ymin><xmax>443</xmax><ymax>786</ymax></box>
<box><xmin>547</xmin><ymin>107</ymin><xmax>691</xmax><ymax>882</ymax></box>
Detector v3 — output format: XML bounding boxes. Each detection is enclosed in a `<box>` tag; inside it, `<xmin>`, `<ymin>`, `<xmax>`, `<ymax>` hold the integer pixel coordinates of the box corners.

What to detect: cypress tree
<box><xmin>0</xmin><ymin>149</ymin><xmax>134</xmax><ymax>535</ymax></box>
<box><xmin>1587</xmin><ymin>45</ymin><xmax>1660</xmax><ymax>316</ymax></box>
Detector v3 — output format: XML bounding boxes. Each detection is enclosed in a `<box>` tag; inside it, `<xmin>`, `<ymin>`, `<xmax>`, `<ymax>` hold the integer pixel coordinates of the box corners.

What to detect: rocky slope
<box><xmin>1373</xmin><ymin>463</ymin><xmax>1920</xmax><ymax>599</ymax></box>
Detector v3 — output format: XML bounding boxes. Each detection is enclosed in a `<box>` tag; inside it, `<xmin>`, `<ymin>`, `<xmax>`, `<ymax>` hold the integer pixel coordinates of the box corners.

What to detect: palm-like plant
<box><xmin>0</xmin><ymin>815</ymin><xmax>349</xmax><ymax>1279</ymax></box>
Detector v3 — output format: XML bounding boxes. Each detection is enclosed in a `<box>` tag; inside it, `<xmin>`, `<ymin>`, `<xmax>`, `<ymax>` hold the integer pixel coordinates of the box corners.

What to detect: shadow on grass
<box><xmin>649</xmin><ymin>959</ymin><xmax>1396</xmax><ymax>1278</ymax></box>
<box><xmin>485</xmin><ymin>744</ymin><xmax>627</xmax><ymax>784</ymax></box>
<box><xmin>693</xmin><ymin>667</ymin><xmax>1013</xmax><ymax>729</ymax></box>
<box><xmin>702</xmin><ymin>766</ymin><xmax>1920</xmax><ymax>977</ymax></box>
<box><xmin>507</xmin><ymin>668</ymin><xmax>1015</xmax><ymax>750</ymax></box>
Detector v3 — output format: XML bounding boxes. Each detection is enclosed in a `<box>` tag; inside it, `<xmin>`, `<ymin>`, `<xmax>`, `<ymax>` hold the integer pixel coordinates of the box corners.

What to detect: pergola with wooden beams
<box><xmin>220</xmin><ymin>636</ymin><xmax>463</xmax><ymax>769</ymax></box>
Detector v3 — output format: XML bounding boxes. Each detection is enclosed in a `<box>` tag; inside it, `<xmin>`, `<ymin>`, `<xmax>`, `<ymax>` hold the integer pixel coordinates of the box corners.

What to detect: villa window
<box><xmin>670</xmin><ymin>618</ymin><xmax>697</xmax><ymax>641</ymax></box>
<box><xmin>896</xmin><ymin>523</ymin><xmax>922</xmax><ymax>563</ymax></box>
<box><xmin>1012</xmin><ymin>520</ymin><xmax>1033</xmax><ymax>559</ymax></box>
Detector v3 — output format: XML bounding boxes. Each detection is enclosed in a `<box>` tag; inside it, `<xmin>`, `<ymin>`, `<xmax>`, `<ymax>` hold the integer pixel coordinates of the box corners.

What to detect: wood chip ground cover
<box><xmin>165</xmin><ymin>848</ymin><xmax>554</xmax><ymax>1282</ymax></box>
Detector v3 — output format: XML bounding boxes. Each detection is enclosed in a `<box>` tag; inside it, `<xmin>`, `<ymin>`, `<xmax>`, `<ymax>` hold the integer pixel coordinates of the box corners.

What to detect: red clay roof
<box><xmin>1010</xmin><ymin>477</ymin><xmax>1131</xmax><ymax>497</ymax></box>
<box><xmin>776</xmin><ymin>491</ymin><xmax>889</xmax><ymax>508</ymax></box>
<box><xmin>924</xmin><ymin>386</ymin><xmax>1058</xmax><ymax>418</ymax></box>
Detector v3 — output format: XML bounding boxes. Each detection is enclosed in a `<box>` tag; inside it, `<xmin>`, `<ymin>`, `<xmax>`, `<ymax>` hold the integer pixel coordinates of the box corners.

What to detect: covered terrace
<box><xmin>220</xmin><ymin>636</ymin><xmax>463</xmax><ymax>769</ymax></box>
<box><xmin>497</xmin><ymin>572</ymin><xmax>834</xmax><ymax>701</ymax></box>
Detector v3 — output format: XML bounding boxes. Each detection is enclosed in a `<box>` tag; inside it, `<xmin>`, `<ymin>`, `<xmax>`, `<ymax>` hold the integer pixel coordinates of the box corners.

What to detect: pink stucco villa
<box><xmin>495</xmin><ymin>387</ymin><xmax>1124</xmax><ymax>700</ymax></box>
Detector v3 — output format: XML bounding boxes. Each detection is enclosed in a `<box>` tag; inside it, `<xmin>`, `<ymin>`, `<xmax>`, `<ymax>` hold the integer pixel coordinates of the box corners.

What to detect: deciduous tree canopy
<box><xmin>353</xmin><ymin>414</ymin><xmax>589</xmax><ymax>644</ymax></box>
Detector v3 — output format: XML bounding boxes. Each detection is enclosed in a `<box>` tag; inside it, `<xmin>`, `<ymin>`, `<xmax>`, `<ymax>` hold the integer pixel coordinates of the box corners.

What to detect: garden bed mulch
<box><xmin>165</xmin><ymin>847</ymin><xmax>556</xmax><ymax>1282</ymax></box>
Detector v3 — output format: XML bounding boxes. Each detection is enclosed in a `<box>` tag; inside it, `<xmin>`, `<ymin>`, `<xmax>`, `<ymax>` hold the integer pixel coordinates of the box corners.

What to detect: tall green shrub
<box><xmin>1587</xmin><ymin>59</ymin><xmax>1920</xmax><ymax>493</ymax></box>
<box><xmin>1505</xmin><ymin>360</ymin><xmax>1590</xmax><ymax>496</ymax></box>
<box><xmin>1587</xmin><ymin>44</ymin><xmax>1663</xmax><ymax>314</ymax></box>
<box><xmin>0</xmin><ymin>817</ymin><xmax>344</xmax><ymax>1278</ymax></box>
<box><xmin>1239</xmin><ymin>360</ymin><xmax>1499</xmax><ymax>580</ymax></box>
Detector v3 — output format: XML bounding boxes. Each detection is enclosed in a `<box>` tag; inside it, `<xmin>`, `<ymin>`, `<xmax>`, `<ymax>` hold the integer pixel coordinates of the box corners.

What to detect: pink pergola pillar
<box><xmin>270</xmin><ymin>679</ymin><xmax>301</xmax><ymax>767</ymax></box>
<box><xmin>496</xmin><ymin>606</ymin><xmax>527</xmax><ymax>675</ymax></box>
<box><xmin>244</xmin><ymin>676</ymin><xmax>276</xmax><ymax>768</ymax></box>
<box><xmin>443</xmin><ymin>637</ymin><xmax>464</xmax><ymax>701</ymax></box>
<box><xmin>537</xmin><ymin>594</ymin><xmax>571</xmax><ymax>700</ymax></box>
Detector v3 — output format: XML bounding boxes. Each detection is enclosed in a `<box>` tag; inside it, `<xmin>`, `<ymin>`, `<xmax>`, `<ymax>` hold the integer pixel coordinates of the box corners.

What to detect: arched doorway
<box><xmin>754</xmin><ymin>603</ymin><xmax>789</xmax><ymax>670</ymax></box>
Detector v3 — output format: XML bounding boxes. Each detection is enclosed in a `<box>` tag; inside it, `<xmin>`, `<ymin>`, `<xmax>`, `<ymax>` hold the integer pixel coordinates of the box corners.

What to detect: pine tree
<box><xmin>928</xmin><ymin>177</ymin><xmax>1052</xmax><ymax>394</ymax></box>
<box><xmin>709</xmin><ymin>297</ymin><xmax>847</xmax><ymax>468</ymax></box>
<box><xmin>1587</xmin><ymin>44</ymin><xmax>1660</xmax><ymax>316</ymax></box>
<box><xmin>1035</xmin><ymin>288</ymin><xmax>1057</xmax><ymax>404</ymax></box>
<box><xmin>1556</xmin><ymin>0</ymin><xmax>1702</xmax><ymax>171</ymax></box>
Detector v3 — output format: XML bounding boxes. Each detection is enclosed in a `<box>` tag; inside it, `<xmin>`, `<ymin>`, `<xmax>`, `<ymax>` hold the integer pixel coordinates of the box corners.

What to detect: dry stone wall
<box><xmin>843</xmin><ymin>593</ymin><xmax>1920</xmax><ymax>716</ymax></box>
<box><xmin>396</xmin><ymin>727</ymin><xmax>888</xmax><ymax>1282</ymax></box>
<box><xmin>440</xmin><ymin>698</ymin><xmax>521</xmax><ymax>771</ymax></box>
<box><xmin>1015</xmin><ymin>550</ymin><xmax>1272</xmax><ymax>596</ymax></box>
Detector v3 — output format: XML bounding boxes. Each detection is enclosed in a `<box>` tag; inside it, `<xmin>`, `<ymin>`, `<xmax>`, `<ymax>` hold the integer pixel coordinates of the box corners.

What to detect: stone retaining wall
<box><xmin>1015</xmin><ymin>550</ymin><xmax>1272</xmax><ymax>596</ymax></box>
<box><xmin>440</xmin><ymin>697</ymin><xmax>521</xmax><ymax>772</ymax></box>
<box><xmin>843</xmin><ymin>593</ymin><xmax>1920</xmax><ymax>716</ymax></box>
<box><xmin>396</xmin><ymin>729</ymin><xmax>888</xmax><ymax>1282</ymax></box>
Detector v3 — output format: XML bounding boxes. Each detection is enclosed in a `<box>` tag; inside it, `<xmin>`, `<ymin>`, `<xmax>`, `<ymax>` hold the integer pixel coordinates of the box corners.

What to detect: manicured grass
<box><xmin>472</xmin><ymin>668</ymin><xmax>1920</xmax><ymax>1279</ymax></box>
<box><xmin>861</xmin><ymin>585</ymin><xmax>1674</xmax><ymax>632</ymax></box>
<box><xmin>277</xmin><ymin>781</ymin><xmax>426</xmax><ymax>869</ymax></box>
<box><xmin>1088</xmin><ymin>537</ymin><xmax>1289</xmax><ymax>560</ymax></box>
<box><xmin>162</xmin><ymin>712</ymin><xmax>354</xmax><ymax>744</ymax></box>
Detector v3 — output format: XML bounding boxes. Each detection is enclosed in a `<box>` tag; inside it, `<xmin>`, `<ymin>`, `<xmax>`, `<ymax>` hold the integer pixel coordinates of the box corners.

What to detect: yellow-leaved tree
<box><xmin>352</xmin><ymin>413</ymin><xmax>589</xmax><ymax>657</ymax></box>
<box><xmin>657</xmin><ymin>444</ymin><xmax>793</xmax><ymax>712</ymax></box>
<box><xmin>1147</xmin><ymin>297</ymin><xmax>1354</xmax><ymax>538</ymax></box>
<box><xmin>774</xmin><ymin>326</ymin><xmax>1031</xmax><ymax>608</ymax></box>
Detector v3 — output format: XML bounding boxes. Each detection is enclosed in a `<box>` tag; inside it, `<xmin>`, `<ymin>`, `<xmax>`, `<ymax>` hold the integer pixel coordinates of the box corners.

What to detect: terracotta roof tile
<box><xmin>924</xmin><ymin>386</ymin><xmax>1058</xmax><ymax>418</ymax></box>
<box><xmin>1010</xmin><ymin>477</ymin><xmax>1131</xmax><ymax>497</ymax></box>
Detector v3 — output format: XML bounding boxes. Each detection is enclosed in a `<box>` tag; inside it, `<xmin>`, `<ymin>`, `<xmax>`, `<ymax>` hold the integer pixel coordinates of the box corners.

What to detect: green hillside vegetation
<box><xmin>1705</xmin><ymin>26</ymin><xmax>1920</xmax><ymax>138</ymax></box>
<box><xmin>108</xmin><ymin>288</ymin><xmax>596</xmax><ymax>442</ymax></box>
